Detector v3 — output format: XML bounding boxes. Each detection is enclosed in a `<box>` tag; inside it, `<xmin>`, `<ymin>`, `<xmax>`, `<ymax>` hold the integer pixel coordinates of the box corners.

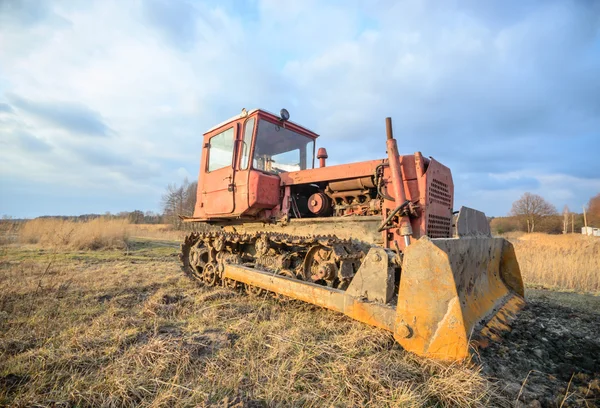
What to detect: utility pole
<box><xmin>571</xmin><ymin>213</ymin><xmax>574</xmax><ymax>233</ymax></box>
<box><xmin>583</xmin><ymin>205</ymin><xmax>588</xmax><ymax>235</ymax></box>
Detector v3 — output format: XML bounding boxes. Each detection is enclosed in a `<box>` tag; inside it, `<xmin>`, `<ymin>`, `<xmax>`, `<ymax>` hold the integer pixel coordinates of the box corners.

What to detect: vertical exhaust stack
<box><xmin>317</xmin><ymin>148</ymin><xmax>328</xmax><ymax>168</ymax></box>
<box><xmin>385</xmin><ymin>117</ymin><xmax>412</xmax><ymax>246</ymax></box>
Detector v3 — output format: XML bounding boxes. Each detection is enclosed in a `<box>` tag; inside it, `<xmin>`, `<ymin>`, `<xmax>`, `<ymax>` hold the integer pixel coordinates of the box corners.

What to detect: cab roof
<box><xmin>204</xmin><ymin>108</ymin><xmax>319</xmax><ymax>138</ymax></box>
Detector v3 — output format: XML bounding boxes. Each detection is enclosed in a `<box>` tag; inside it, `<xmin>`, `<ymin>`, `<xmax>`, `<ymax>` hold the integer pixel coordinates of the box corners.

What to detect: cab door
<box><xmin>202</xmin><ymin>125</ymin><xmax>236</xmax><ymax>215</ymax></box>
<box><xmin>231</xmin><ymin>117</ymin><xmax>255</xmax><ymax>215</ymax></box>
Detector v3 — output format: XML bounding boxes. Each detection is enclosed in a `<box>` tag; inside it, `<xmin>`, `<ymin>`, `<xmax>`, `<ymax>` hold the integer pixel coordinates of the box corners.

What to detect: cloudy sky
<box><xmin>1</xmin><ymin>0</ymin><xmax>599</xmax><ymax>218</ymax></box>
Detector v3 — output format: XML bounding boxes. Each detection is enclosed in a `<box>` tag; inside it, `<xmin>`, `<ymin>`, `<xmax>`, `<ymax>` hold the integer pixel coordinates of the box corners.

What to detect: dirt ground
<box><xmin>477</xmin><ymin>289</ymin><xmax>600</xmax><ymax>407</ymax></box>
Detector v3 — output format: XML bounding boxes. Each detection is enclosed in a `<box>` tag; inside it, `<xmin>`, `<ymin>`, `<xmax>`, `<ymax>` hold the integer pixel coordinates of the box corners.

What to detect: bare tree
<box><xmin>588</xmin><ymin>193</ymin><xmax>600</xmax><ymax>227</ymax></box>
<box><xmin>510</xmin><ymin>192</ymin><xmax>557</xmax><ymax>233</ymax></box>
<box><xmin>162</xmin><ymin>178</ymin><xmax>197</xmax><ymax>229</ymax></box>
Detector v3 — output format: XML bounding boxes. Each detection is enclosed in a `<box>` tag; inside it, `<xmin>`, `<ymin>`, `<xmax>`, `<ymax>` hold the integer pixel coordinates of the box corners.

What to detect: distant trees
<box><xmin>128</xmin><ymin>210</ymin><xmax>145</xmax><ymax>224</ymax></box>
<box><xmin>510</xmin><ymin>192</ymin><xmax>557</xmax><ymax>233</ymax></box>
<box><xmin>35</xmin><ymin>211</ymin><xmax>163</xmax><ymax>224</ymax></box>
<box><xmin>162</xmin><ymin>178</ymin><xmax>197</xmax><ymax>229</ymax></box>
<box><xmin>587</xmin><ymin>193</ymin><xmax>600</xmax><ymax>227</ymax></box>
<box><xmin>489</xmin><ymin>217</ymin><xmax>520</xmax><ymax>235</ymax></box>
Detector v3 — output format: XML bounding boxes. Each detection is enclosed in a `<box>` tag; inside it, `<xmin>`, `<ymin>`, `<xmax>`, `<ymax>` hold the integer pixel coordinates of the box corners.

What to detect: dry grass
<box><xmin>18</xmin><ymin>218</ymin><xmax>130</xmax><ymax>250</ymax></box>
<box><xmin>6</xmin><ymin>225</ymin><xmax>595</xmax><ymax>405</ymax></box>
<box><xmin>0</xmin><ymin>220</ymin><xmax>21</xmax><ymax>245</ymax></box>
<box><xmin>16</xmin><ymin>219</ymin><xmax>208</xmax><ymax>250</ymax></box>
<box><xmin>129</xmin><ymin>223</ymin><xmax>189</xmax><ymax>241</ymax></box>
<box><xmin>0</xmin><ymin>240</ymin><xmax>508</xmax><ymax>407</ymax></box>
<box><xmin>507</xmin><ymin>233</ymin><xmax>600</xmax><ymax>293</ymax></box>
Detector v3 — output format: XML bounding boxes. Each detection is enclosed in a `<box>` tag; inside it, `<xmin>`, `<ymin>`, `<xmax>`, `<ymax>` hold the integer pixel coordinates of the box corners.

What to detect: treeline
<box><xmin>490</xmin><ymin>192</ymin><xmax>600</xmax><ymax>235</ymax></box>
<box><xmin>490</xmin><ymin>214</ymin><xmax>586</xmax><ymax>235</ymax></box>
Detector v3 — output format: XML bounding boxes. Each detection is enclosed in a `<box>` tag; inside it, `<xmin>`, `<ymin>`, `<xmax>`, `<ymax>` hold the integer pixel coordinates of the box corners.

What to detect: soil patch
<box><xmin>477</xmin><ymin>289</ymin><xmax>600</xmax><ymax>407</ymax></box>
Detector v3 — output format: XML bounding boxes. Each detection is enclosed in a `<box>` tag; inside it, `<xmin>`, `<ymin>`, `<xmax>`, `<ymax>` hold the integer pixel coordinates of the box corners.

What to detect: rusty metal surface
<box><xmin>224</xmin><ymin>216</ymin><xmax>384</xmax><ymax>245</ymax></box>
<box><xmin>307</xmin><ymin>192</ymin><xmax>331</xmax><ymax>216</ymax></box>
<box><xmin>454</xmin><ymin>206</ymin><xmax>492</xmax><ymax>238</ymax></box>
<box><xmin>201</xmin><ymin>164</ymin><xmax>236</xmax><ymax>215</ymax></box>
<box><xmin>222</xmin><ymin>263</ymin><xmax>398</xmax><ymax>332</ymax></box>
<box><xmin>395</xmin><ymin>236</ymin><xmax>525</xmax><ymax>360</ymax></box>
<box><xmin>180</xmin><ymin>230</ymin><xmax>369</xmax><ymax>289</ymax></box>
<box><xmin>345</xmin><ymin>247</ymin><xmax>395</xmax><ymax>303</ymax></box>
<box><xmin>317</xmin><ymin>147</ymin><xmax>328</xmax><ymax>167</ymax></box>
<box><xmin>279</xmin><ymin>159</ymin><xmax>385</xmax><ymax>186</ymax></box>
<box><xmin>328</xmin><ymin>176</ymin><xmax>375</xmax><ymax>191</ymax></box>
<box><xmin>247</xmin><ymin>171</ymin><xmax>280</xmax><ymax>210</ymax></box>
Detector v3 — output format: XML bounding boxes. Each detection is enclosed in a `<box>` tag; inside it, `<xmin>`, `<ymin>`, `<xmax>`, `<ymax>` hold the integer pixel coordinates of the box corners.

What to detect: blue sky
<box><xmin>0</xmin><ymin>0</ymin><xmax>599</xmax><ymax>218</ymax></box>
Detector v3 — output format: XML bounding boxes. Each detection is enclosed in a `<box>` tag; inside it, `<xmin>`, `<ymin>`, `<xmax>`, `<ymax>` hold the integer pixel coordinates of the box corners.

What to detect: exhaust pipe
<box><xmin>385</xmin><ymin>117</ymin><xmax>412</xmax><ymax>246</ymax></box>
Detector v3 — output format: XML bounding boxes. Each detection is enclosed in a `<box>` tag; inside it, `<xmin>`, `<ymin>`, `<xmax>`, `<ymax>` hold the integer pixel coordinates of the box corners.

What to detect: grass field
<box><xmin>0</xmin><ymin>239</ymin><xmax>502</xmax><ymax>407</ymax></box>
<box><xmin>506</xmin><ymin>232</ymin><xmax>600</xmax><ymax>294</ymax></box>
<box><xmin>1</xmin><ymin>220</ymin><xmax>598</xmax><ymax>407</ymax></box>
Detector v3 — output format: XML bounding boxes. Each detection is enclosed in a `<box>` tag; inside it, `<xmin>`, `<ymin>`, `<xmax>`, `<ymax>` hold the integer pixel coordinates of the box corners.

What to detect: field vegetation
<box><xmin>4</xmin><ymin>218</ymin><xmax>190</xmax><ymax>250</ymax></box>
<box><xmin>506</xmin><ymin>232</ymin><xmax>600</xmax><ymax>293</ymax></box>
<box><xmin>0</xmin><ymin>238</ymin><xmax>503</xmax><ymax>407</ymax></box>
<box><xmin>0</xmin><ymin>219</ymin><xmax>598</xmax><ymax>406</ymax></box>
<box><xmin>17</xmin><ymin>218</ymin><xmax>131</xmax><ymax>250</ymax></box>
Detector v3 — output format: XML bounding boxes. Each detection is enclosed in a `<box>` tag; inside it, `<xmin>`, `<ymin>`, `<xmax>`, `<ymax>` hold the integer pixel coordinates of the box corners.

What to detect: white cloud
<box><xmin>0</xmin><ymin>0</ymin><xmax>598</xmax><ymax>217</ymax></box>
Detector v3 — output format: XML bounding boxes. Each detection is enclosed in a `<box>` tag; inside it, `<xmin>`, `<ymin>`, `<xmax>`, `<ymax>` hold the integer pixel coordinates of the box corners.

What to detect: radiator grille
<box><xmin>427</xmin><ymin>214</ymin><xmax>452</xmax><ymax>238</ymax></box>
<box><xmin>429</xmin><ymin>179</ymin><xmax>452</xmax><ymax>207</ymax></box>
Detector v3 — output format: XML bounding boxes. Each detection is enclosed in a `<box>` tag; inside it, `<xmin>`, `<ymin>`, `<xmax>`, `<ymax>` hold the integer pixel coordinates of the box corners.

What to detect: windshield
<box><xmin>253</xmin><ymin>119</ymin><xmax>315</xmax><ymax>174</ymax></box>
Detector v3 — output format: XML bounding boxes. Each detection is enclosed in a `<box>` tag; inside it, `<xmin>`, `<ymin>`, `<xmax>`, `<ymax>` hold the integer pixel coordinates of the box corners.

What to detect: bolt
<box><xmin>311</xmin><ymin>200</ymin><xmax>317</xmax><ymax>206</ymax></box>
<box><xmin>397</xmin><ymin>322</ymin><xmax>412</xmax><ymax>339</ymax></box>
<box><xmin>372</xmin><ymin>252</ymin><xmax>382</xmax><ymax>262</ymax></box>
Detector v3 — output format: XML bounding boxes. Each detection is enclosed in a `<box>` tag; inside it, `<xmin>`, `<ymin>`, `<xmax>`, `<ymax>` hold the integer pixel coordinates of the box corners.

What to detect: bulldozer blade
<box><xmin>394</xmin><ymin>236</ymin><xmax>525</xmax><ymax>361</ymax></box>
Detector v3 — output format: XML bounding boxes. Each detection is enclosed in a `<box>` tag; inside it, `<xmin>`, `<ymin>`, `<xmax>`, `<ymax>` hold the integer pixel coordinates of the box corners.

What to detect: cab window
<box><xmin>253</xmin><ymin>119</ymin><xmax>315</xmax><ymax>174</ymax></box>
<box><xmin>240</xmin><ymin>118</ymin><xmax>255</xmax><ymax>170</ymax></box>
<box><xmin>207</xmin><ymin>127</ymin><xmax>234</xmax><ymax>172</ymax></box>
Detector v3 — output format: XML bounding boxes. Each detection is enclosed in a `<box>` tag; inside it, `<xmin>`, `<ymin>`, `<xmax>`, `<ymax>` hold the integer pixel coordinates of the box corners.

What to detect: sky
<box><xmin>0</xmin><ymin>0</ymin><xmax>599</xmax><ymax>218</ymax></box>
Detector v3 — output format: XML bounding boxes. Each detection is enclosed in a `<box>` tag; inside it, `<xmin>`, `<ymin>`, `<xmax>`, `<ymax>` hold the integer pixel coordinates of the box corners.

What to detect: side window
<box><xmin>240</xmin><ymin>118</ymin><xmax>255</xmax><ymax>170</ymax></box>
<box><xmin>207</xmin><ymin>127</ymin><xmax>234</xmax><ymax>172</ymax></box>
<box><xmin>306</xmin><ymin>141</ymin><xmax>315</xmax><ymax>169</ymax></box>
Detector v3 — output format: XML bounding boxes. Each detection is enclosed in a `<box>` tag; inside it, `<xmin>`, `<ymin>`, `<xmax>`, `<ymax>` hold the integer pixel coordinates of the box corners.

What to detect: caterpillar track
<box><xmin>179</xmin><ymin>231</ymin><xmax>377</xmax><ymax>295</ymax></box>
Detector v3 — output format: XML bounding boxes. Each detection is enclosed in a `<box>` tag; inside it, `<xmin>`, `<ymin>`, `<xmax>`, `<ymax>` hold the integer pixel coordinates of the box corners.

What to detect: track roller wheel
<box><xmin>302</xmin><ymin>245</ymin><xmax>338</xmax><ymax>286</ymax></box>
<box><xmin>189</xmin><ymin>245</ymin><xmax>209</xmax><ymax>274</ymax></box>
<box><xmin>203</xmin><ymin>263</ymin><xmax>219</xmax><ymax>287</ymax></box>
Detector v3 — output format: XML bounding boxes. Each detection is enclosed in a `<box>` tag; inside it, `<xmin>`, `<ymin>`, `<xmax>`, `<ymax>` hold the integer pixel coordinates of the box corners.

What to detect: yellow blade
<box><xmin>394</xmin><ymin>236</ymin><xmax>525</xmax><ymax>361</ymax></box>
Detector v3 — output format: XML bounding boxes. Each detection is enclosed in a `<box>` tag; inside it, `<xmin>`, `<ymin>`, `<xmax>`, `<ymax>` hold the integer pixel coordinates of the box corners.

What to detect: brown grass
<box><xmin>508</xmin><ymin>233</ymin><xmax>600</xmax><ymax>293</ymax></box>
<box><xmin>0</xmin><ymin>242</ymin><xmax>507</xmax><ymax>407</ymax></box>
<box><xmin>129</xmin><ymin>223</ymin><xmax>189</xmax><ymax>241</ymax></box>
<box><xmin>18</xmin><ymin>218</ymin><xmax>130</xmax><ymax>250</ymax></box>
<box><xmin>0</xmin><ymin>220</ymin><xmax>21</xmax><ymax>245</ymax></box>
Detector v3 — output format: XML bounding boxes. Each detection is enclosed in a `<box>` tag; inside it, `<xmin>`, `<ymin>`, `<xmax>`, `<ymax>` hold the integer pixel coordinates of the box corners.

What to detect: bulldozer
<box><xmin>179</xmin><ymin>108</ymin><xmax>525</xmax><ymax>361</ymax></box>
